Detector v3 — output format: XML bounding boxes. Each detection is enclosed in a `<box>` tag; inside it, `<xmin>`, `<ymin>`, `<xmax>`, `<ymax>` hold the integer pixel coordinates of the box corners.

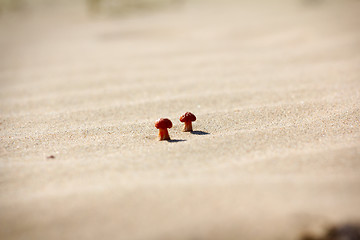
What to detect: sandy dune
<box><xmin>1</xmin><ymin>0</ymin><xmax>360</xmax><ymax>239</ymax></box>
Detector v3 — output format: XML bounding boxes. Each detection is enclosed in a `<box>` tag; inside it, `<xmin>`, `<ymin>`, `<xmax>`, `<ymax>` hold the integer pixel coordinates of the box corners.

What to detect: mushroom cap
<box><xmin>155</xmin><ymin>118</ymin><xmax>173</xmax><ymax>129</ymax></box>
<box><xmin>180</xmin><ymin>112</ymin><xmax>196</xmax><ymax>122</ymax></box>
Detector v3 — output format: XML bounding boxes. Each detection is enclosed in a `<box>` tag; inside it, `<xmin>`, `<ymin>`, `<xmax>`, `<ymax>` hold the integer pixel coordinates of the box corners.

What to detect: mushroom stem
<box><xmin>158</xmin><ymin>128</ymin><xmax>170</xmax><ymax>140</ymax></box>
<box><xmin>183</xmin><ymin>122</ymin><xmax>193</xmax><ymax>132</ymax></box>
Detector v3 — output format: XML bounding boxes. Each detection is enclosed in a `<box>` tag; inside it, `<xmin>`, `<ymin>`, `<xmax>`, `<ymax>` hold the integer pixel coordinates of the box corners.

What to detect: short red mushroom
<box><xmin>180</xmin><ymin>112</ymin><xmax>196</xmax><ymax>132</ymax></box>
<box><xmin>155</xmin><ymin>118</ymin><xmax>173</xmax><ymax>141</ymax></box>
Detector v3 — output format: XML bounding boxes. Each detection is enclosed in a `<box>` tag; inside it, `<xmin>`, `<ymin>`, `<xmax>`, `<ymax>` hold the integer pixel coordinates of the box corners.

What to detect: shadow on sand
<box><xmin>190</xmin><ymin>130</ymin><xmax>210</xmax><ymax>135</ymax></box>
<box><xmin>167</xmin><ymin>139</ymin><xmax>187</xmax><ymax>143</ymax></box>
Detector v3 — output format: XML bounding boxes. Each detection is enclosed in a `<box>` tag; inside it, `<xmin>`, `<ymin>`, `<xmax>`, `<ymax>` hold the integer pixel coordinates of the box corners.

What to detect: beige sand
<box><xmin>1</xmin><ymin>0</ymin><xmax>360</xmax><ymax>239</ymax></box>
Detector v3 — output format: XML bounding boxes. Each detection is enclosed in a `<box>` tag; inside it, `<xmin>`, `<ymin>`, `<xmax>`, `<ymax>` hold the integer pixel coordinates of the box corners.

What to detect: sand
<box><xmin>1</xmin><ymin>0</ymin><xmax>360</xmax><ymax>239</ymax></box>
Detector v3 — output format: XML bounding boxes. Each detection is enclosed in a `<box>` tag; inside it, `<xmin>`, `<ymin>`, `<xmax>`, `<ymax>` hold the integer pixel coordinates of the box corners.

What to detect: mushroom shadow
<box><xmin>190</xmin><ymin>130</ymin><xmax>210</xmax><ymax>135</ymax></box>
<box><xmin>167</xmin><ymin>139</ymin><xmax>187</xmax><ymax>143</ymax></box>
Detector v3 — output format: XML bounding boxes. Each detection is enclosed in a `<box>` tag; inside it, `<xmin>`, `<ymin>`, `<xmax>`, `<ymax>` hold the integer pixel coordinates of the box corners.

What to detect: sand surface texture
<box><xmin>1</xmin><ymin>0</ymin><xmax>360</xmax><ymax>239</ymax></box>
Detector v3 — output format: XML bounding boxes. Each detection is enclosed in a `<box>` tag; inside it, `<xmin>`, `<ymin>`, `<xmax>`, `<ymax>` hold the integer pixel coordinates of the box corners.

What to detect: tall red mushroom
<box><xmin>155</xmin><ymin>118</ymin><xmax>172</xmax><ymax>140</ymax></box>
<box><xmin>180</xmin><ymin>112</ymin><xmax>196</xmax><ymax>132</ymax></box>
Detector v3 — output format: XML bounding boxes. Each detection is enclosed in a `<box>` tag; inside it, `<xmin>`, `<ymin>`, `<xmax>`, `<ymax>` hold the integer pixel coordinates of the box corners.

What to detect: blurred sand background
<box><xmin>1</xmin><ymin>0</ymin><xmax>360</xmax><ymax>239</ymax></box>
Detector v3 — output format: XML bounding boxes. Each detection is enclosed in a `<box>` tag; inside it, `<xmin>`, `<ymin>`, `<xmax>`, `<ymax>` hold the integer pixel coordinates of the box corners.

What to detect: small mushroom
<box><xmin>155</xmin><ymin>118</ymin><xmax>173</xmax><ymax>140</ymax></box>
<box><xmin>180</xmin><ymin>112</ymin><xmax>196</xmax><ymax>132</ymax></box>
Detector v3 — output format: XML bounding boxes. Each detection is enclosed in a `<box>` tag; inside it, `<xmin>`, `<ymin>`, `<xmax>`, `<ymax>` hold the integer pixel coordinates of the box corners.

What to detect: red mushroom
<box><xmin>180</xmin><ymin>112</ymin><xmax>196</xmax><ymax>132</ymax></box>
<box><xmin>155</xmin><ymin>118</ymin><xmax>173</xmax><ymax>141</ymax></box>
